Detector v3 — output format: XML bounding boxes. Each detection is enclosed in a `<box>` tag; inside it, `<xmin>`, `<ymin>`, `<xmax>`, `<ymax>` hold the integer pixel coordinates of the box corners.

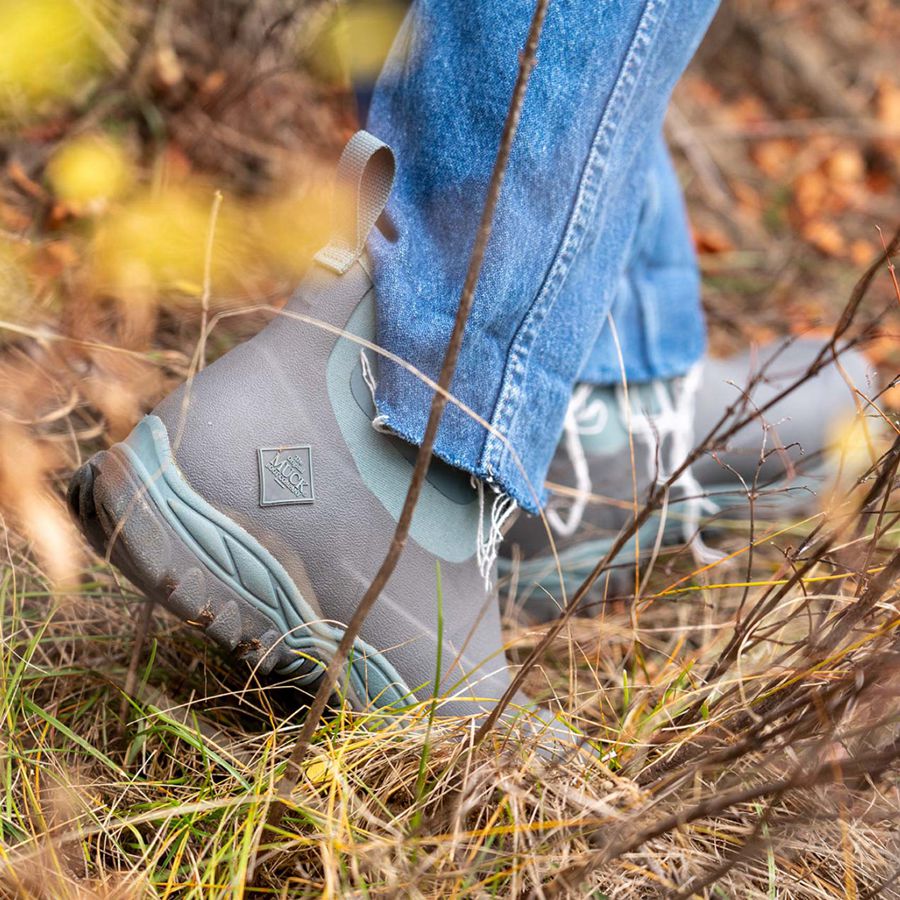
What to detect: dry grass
<box><xmin>0</xmin><ymin>422</ymin><xmax>898</xmax><ymax>897</ymax></box>
<box><xmin>1</xmin><ymin>1</ymin><xmax>899</xmax><ymax>897</ymax></box>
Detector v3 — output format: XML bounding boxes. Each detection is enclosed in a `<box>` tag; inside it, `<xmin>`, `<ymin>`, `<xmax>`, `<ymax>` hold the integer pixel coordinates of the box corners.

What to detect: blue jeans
<box><xmin>366</xmin><ymin>0</ymin><xmax>719</xmax><ymax>513</ymax></box>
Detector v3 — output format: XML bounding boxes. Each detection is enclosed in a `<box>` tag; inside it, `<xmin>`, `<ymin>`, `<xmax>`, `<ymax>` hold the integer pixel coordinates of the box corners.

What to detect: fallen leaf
<box><xmin>793</xmin><ymin>170</ymin><xmax>829</xmax><ymax>218</ymax></box>
<box><xmin>724</xmin><ymin>93</ymin><xmax>769</xmax><ymax>126</ymax></box>
<box><xmin>875</xmin><ymin>77</ymin><xmax>900</xmax><ymax>128</ymax></box>
<box><xmin>802</xmin><ymin>219</ymin><xmax>846</xmax><ymax>257</ymax></box>
<box><xmin>850</xmin><ymin>239</ymin><xmax>875</xmax><ymax>268</ymax></box>
<box><xmin>825</xmin><ymin>147</ymin><xmax>865</xmax><ymax>184</ymax></box>
<box><xmin>752</xmin><ymin>139</ymin><xmax>796</xmax><ymax>179</ymax></box>
<box><xmin>693</xmin><ymin>227</ymin><xmax>733</xmax><ymax>255</ymax></box>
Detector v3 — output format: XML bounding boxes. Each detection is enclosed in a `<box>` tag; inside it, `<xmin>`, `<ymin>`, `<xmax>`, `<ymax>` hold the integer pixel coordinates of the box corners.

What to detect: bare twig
<box><xmin>542</xmin><ymin>740</ymin><xmax>900</xmax><ymax>898</ymax></box>
<box><xmin>196</xmin><ymin>190</ymin><xmax>224</xmax><ymax>373</ymax></box>
<box><xmin>472</xmin><ymin>228</ymin><xmax>900</xmax><ymax>749</ymax></box>
<box><xmin>263</xmin><ymin>0</ymin><xmax>551</xmax><ymax>833</ymax></box>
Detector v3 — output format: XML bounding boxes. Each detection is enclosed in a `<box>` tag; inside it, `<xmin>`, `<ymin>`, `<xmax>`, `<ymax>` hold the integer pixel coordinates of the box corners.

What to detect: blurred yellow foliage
<box><xmin>88</xmin><ymin>171</ymin><xmax>339</xmax><ymax>303</ymax></box>
<box><xmin>0</xmin><ymin>0</ymin><xmax>118</xmax><ymax>120</ymax></box>
<box><xmin>91</xmin><ymin>185</ymin><xmax>248</xmax><ymax>301</ymax></box>
<box><xmin>47</xmin><ymin>133</ymin><xmax>133</xmax><ymax>208</ymax></box>
<box><xmin>309</xmin><ymin>1</ymin><xmax>406</xmax><ymax>85</ymax></box>
<box><xmin>254</xmin><ymin>179</ymin><xmax>337</xmax><ymax>280</ymax></box>
<box><xmin>825</xmin><ymin>411</ymin><xmax>882</xmax><ymax>503</ymax></box>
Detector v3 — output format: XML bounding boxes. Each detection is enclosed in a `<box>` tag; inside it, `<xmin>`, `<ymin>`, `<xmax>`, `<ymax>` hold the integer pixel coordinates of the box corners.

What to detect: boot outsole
<box><xmin>68</xmin><ymin>416</ymin><xmax>411</xmax><ymax>710</ymax></box>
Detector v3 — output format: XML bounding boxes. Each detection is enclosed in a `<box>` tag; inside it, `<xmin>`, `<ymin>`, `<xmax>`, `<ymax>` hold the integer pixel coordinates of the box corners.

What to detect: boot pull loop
<box><xmin>314</xmin><ymin>130</ymin><xmax>396</xmax><ymax>275</ymax></box>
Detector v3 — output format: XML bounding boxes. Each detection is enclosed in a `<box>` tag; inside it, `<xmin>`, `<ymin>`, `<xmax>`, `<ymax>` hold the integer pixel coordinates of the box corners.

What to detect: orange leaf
<box><xmin>850</xmin><ymin>240</ymin><xmax>875</xmax><ymax>268</ymax></box>
<box><xmin>825</xmin><ymin>148</ymin><xmax>865</xmax><ymax>184</ymax></box>
<box><xmin>802</xmin><ymin>220</ymin><xmax>846</xmax><ymax>257</ymax></box>
<box><xmin>694</xmin><ymin>228</ymin><xmax>733</xmax><ymax>255</ymax></box>
<box><xmin>876</xmin><ymin>77</ymin><xmax>900</xmax><ymax>129</ymax></box>
<box><xmin>793</xmin><ymin>170</ymin><xmax>828</xmax><ymax>219</ymax></box>
<box><xmin>752</xmin><ymin>139</ymin><xmax>796</xmax><ymax>179</ymax></box>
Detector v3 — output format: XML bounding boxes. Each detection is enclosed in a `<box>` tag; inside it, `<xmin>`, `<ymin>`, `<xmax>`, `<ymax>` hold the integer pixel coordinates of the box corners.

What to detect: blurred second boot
<box><xmin>502</xmin><ymin>339</ymin><xmax>874</xmax><ymax>622</ymax></box>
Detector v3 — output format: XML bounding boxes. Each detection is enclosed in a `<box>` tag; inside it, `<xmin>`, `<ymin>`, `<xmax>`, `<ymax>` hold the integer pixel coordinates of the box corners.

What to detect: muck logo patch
<box><xmin>257</xmin><ymin>446</ymin><xmax>315</xmax><ymax>506</ymax></box>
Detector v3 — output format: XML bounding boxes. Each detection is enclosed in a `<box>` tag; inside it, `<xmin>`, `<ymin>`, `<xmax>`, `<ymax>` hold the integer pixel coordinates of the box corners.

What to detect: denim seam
<box><xmin>479</xmin><ymin>0</ymin><xmax>668</xmax><ymax>486</ymax></box>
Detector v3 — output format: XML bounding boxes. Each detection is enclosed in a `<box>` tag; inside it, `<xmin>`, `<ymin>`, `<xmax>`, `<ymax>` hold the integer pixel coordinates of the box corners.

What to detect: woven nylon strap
<box><xmin>314</xmin><ymin>130</ymin><xmax>396</xmax><ymax>274</ymax></box>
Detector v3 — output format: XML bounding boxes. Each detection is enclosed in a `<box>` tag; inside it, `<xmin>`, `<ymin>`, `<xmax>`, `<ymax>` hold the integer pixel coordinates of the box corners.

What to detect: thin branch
<box><xmin>263</xmin><ymin>0</ymin><xmax>551</xmax><ymax>833</ymax></box>
<box><xmin>472</xmin><ymin>227</ymin><xmax>900</xmax><ymax>748</ymax></box>
<box><xmin>542</xmin><ymin>740</ymin><xmax>900</xmax><ymax>898</ymax></box>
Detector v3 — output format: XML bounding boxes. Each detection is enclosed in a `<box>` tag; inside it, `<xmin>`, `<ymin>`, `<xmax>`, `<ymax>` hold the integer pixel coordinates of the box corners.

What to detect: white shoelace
<box><xmin>545</xmin><ymin>384</ymin><xmax>608</xmax><ymax>538</ymax></box>
<box><xmin>362</xmin><ymin>348</ymin><xmax>718</xmax><ymax>576</ymax></box>
<box><xmin>549</xmin><ymin>364</ymin><xmax>722</xmax><ymax>566</ymax></box>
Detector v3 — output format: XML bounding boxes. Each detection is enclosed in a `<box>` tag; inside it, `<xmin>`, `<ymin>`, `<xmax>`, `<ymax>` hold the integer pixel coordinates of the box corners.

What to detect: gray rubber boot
<box><xmin>67</xmin><ymin>133</ymin><xmax>537</xmax><ymax>728</ymax></box>
<box><xmin>503</xmin><ymin>340</ymin><xmax>873</xmax><ymax>621</ymax></box>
